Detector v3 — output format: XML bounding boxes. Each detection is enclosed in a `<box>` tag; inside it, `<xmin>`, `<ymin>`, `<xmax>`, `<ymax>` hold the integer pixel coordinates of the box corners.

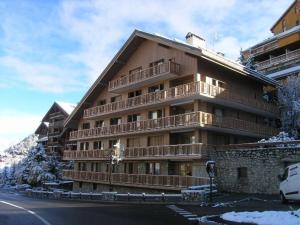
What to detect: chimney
<box><xmin>185</xmin><ymin>32</ymin><xmax>206</xmax><ymax>49</ymax></box>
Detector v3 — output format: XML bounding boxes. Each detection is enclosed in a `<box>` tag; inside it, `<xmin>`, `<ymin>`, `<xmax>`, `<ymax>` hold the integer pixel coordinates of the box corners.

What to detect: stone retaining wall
<box><xmin>211</xmin><ymin>147</ymin><xmax>300</xmax><ymax>194</ymax></box>
<box><xmin>25</xmin><ymin>189</ymin><xmax>206</xmax><ymax>203</ymax></box>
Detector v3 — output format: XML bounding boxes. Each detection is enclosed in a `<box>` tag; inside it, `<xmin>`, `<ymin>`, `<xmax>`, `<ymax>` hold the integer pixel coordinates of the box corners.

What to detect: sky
<box><xmin>0</xmin><ymin>0</ymin><xmax>292</xmax><ymax>151</ymax></box>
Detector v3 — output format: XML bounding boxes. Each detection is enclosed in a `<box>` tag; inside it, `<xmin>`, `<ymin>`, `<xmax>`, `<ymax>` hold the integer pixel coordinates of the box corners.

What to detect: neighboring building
<box><xmin>41</xmin><ymin>101</ymin><xmax>76</xmax><ymax>157</ymax></box>
<box><xmin>241</xmin><ymin>0</ymin><xmax>300</xmax><ymax>81</ymax></box>
<box><xmin>35</xmin><ymin>122</ymin><xmax>49</xmax><ymax>148</ymax></box>
<box><xmin>212</xmin><ymin>141</ymin><xmax>300</xmax><ymax>194</ymax></box>
<box><xmin>63</xmin><ymin>30</ymin><xmax>279</xmax><ymax>193</ymax></box>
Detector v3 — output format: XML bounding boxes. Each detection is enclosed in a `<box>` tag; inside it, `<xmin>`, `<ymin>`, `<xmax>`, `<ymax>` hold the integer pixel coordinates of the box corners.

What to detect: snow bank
<box><xmin>221</xmin><ymin>209</ymin><xmax>300</xmax><ymax>225</ymax></box>
<box><xmin>258</xmin><ymin>132</ymin><xmax>295</xmax><ymax>143</ymax></box>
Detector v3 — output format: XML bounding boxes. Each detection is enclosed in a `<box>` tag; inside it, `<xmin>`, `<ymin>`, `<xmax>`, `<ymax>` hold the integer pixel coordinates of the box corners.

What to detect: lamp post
<box><xmin>206</xmin><ymin>160</ymin><xmax>216</xmax><ymax>205</ymax></box>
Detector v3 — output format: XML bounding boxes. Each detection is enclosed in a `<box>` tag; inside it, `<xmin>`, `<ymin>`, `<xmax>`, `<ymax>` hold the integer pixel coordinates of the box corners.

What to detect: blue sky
<box><xmin>0</xmin><ymin>0</ymin><xmax>292</xmax><ymax>150</ymax></box>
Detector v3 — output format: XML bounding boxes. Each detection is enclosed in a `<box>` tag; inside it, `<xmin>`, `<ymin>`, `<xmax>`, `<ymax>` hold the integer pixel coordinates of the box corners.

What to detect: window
<box><xmin>150</xmin><ymin>59</ymin><xmax>164</xmax><ymax>75</ymax></box>
<box><xmin>127</xmin><ymin>137</ymin><xmax>141</xmax><ymax>147</ymax></box>
<box><xmin>148</xmin><ymin>110</ymin><xmax>162</xmax><ymax>119</ymax></box>
<box><xmin>111</xmin><ymin>95</ymin><xmax>121</xmax><ymax>103</ymax></box>
<box><xmin>82</xmin><ymin>163</ymin><xmax>86</xmax><ymax>171</ymax></box>
<box><xmin>154</xmin><ymin>163</ymin><xmax>160</xmax><ymax>175</ymax></box>
<box><xmin>128</xmin><ymin>90</ymin><xmax>142</xmax><ymax>98</ymax></box>
<box><xmin>147</xmin><ymin>135</ymin><xmax>164</xmax><ymax>146</ymax></box>
<box><xmin>128</xmin><ymin>114</ymin><xmax>141</xmax><ymax>123</ymax></box>
<box><xmin>146</xmin><ymin>162</ymin><xmax>161</xmax><ymax>175</ymax></box>
<box><xmin>129</xmin><ymin>66</ymin><xmax>142</xmax><ymax>75</ymax></box>
<box><xmin>82</xmin><ymin>123</ymin><xmax>90</xmax><ymax>129</ymax></box>
<box><xmin>80</xmin><ymin>143</ymin><xmax>84</xmax><ymax>151</ymax></box>
<box><xmin>79</xmin><ymin>182</ymin><xmax>82</xmax><ymax>188</ymax></box>
<box><xmin>93</xmin><ymin>183</ymin><xmax>97</xmax><ymax>191</ymax></box>
<box><xmin>237</xmin><ymin>167</ymin><xmax>248</xmax><ymax>179</ymax></box>
<box><xmin>79</xmin><ymin>162</ymin><xmax>87</xmax><ymax>171</ymax></box>
<box><xmin>96</xmin><ymin>163</ymin><xmax>100</xmax><ymax>172</ymax></box>
<box><xmin>148</xmin><ymin>84</ymin><xmax>164</xmax><ymax>93</ymax></box>
<box><xmin>109</xmin><ymin>139</ymin><xmax>118</xmax><ymax>149</ymax></box>
<box><xmin>212</xmin><ymin>79</ymin><xmax>217</xmax><ymax>86</ymax></box>
<box><xmin>93</xmin><ymin>141</ymin><xmax>102</xmax><ymax>150</ymax></box>
<box><xmin>128</xmin><ymin>163</ymin><xmax>133</xmax><ymax>174</ymax></box>
<box><xmin>179</xmin><ymin>163</ymin><xmax>192</xmax><ymax>176</ymax></box>
<box><xmin>218</xmin><ymin>81</ymin><xmax>225</xmax><ymax>88</ymax></box>
<box><xmin>110</xmin><ymin>117</ymin><xmax>122</xmax><ymax>125</ymax></box>
<box><xmin>282</xmin><ymin>168</ymin><xmax>288</xmax><ymax>181</ymax></box>
<box><xmin>97</xmin><ymin>99</ymin><xmax>106</xmax><ymax>106</ymax></box>
<box><xmin>84</xmin><ymin>142</ymin><xmax>89</xmax><ymax>150</ymax></box>
<box><xmin>95</xmin><ymin>120</ymin><xmax>104</xmax><ymax>128</ymax></box>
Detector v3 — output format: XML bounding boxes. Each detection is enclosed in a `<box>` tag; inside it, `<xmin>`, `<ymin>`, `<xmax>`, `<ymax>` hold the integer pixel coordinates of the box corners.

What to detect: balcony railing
<box><xmin>255</xmin><ymin>49</ymin><xmax>300</xmax><ymax>70</ymax></box>
<box><xmin>108</xmin><ymin>61</ymin><xmax>180</xmax><ymax>92</ymax></box>
<box><xmin>49</xmin><ymin>120</ymin><xmax>64</xmax><ymax>127</ymax></box>
<box><xmin>84</xmin><ymin>81</ymin><xmax>278</xmax><ymax>119</ymax></box>
<box><xmin>249</xmin><ymin>40</ymin><xmax>279</xmax><ymax>57</ymax></box>
<box><xmin>63</xmin><ymin>143</ymin><xmax>208</xmax><ymax>160</ymax></box>
<box><xmin>63</xmin><ymin>149</ymin><xmax>112</xmax><ymax>160</ymax></box>
<box><xmin>63</xmin><ymin>170</ymin><xmax>209</xmax><ymax>190</ymax></box>
<box><xmin>70</xmin><ymin>111</ymin><xmax>278</xmax><ymax>141</ymax></box>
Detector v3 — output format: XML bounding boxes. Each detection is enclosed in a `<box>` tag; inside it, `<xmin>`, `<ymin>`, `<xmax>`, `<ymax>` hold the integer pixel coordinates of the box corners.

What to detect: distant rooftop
<box><xmin>55</xmin><ymin>101</ymin><xmax>77</xmax><ymax>115</ymax></box>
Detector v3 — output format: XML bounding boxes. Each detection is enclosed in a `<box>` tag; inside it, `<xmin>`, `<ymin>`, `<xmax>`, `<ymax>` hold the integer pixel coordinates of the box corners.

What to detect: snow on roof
<box><xmin>55</xmin><ymin>101</ymin><xmax>77</xmax><ymax>115</ymax></box>
<box><xmin>267</xmin><ymin>65</ymin><xmax>300</xmax><ymax>79</ymax></box>
<box><xmin>37</xmin><ymin>136</ymin><xmax>48</xmax><ymax>142</ymax></box>
<box><xmin>43</xmin><ymin>122</ymin><xmax>49</xmax><ymax>127</ymax></box>
<box><xmin>149</xmin><ymin>31</ymin><xmax>277</xmax><ymax>85</ymax></box>
<box><xmin>245</xmin><ymin>25</ymin><xmax>300</xmax><ymax>51</ymax></box>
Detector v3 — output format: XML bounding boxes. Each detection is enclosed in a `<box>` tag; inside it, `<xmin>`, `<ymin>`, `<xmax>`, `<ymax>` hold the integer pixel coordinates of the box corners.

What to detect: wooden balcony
<box><xmin>63</xmin><ymin>149</ymin><xmax>113</xmax><ymax>160</ymax></box>
<box><xmin>108</xmin><ymin>61</ymin><xmax>180</xmax><ymax>93</ymax></box>
<box><xmin>255</xmin><ymin>49</ymin><xmax>300</xmax><ymax>71</ymax></box>
<box><xmin>248</xmin><ymin>40</ymin><xmax>279</xmax><ymax>57</ymax></box>
<box><xmin>63</xmin><ymin>143</ymin><xmax>208</xmax><ymax>161</ymax></box>
<box><xmin>63</xmin><ymin>170</ymin><xmax>209</xmax><ymax>191</ymax></box>
<box><xmin>84</xmin><ymin>81</ymin><xmax>278</xmax><ymax>120</ymax></box>
<box><xmin>49</xmin><ymin>120</ymin><xmax>64</xmax><ymax>127</ymax></box>
<box><xmin>70</xmin><ymin>111</ymin><xmax>278</xmax><ymax>141</ymax></box>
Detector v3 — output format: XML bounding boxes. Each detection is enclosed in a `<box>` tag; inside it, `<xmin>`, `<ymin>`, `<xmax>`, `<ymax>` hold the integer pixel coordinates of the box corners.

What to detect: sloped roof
<box><xmin>243</xmin><ymin>25</ymin><xmax>300</xmax><ymax>52</ymax></box>
<box><xmin>34</xmin><ymin>122</ymin><xmax>49</xmax><ymax>135</ymax></box>
<box><xmin>64</xmin><ymin>29</ymin><xmax>277</xmax><ymax>128</ymax></box>
<box><xmin>267</xmin><ymin>65</ymin><xmax>300</xmax><ymax>79</ymax></box>
<box><xmin>56</xmin><ymin>101</ymin><xmax>77</xmax><ymax>115</ymax></box>
<box><xmin>270</xmin><ymin>0</ymin><xmax>299</xmax><ymax>31</ymax></box>
<box><xmin>42</xmin><ymin>101</ymin><xmax>77</xmax><ymax>122</ymax></box>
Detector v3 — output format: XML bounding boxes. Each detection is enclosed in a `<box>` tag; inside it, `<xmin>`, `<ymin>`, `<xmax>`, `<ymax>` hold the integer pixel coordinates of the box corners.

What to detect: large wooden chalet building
<box><xmin>62</xmin><ymin>30</ymin><xmax>279</xmax><ymax>192</ymax></box>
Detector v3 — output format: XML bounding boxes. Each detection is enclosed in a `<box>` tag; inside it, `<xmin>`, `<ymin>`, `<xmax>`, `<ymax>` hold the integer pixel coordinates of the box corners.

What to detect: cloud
<box><xmin>0</xmin><ymin>0</ymin><xmax>292</xmax><ymax>91</ymax></box>
<box><xmin>0</xmin><ymin>56</ymin><xmax>88</xmax><ymax>93</ymax></box>
<box><xmin>0</xmin><ymin>111</ymin><xmax>42</xmax><ymax>152</ymax></box>
<box><xmin>58</xmin><ymin>0</ymin><xmax>291</xmax><ymax>83</ymax></box>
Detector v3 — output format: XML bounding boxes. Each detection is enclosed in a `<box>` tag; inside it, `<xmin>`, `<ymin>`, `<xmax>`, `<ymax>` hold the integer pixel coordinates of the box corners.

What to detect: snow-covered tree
<box><xmin>15</xmin><ymin>144</ymin><xmax>63</xmax><ymax>186</ymax></box>
<box><xmin>278</xmin><ymin>75</ymin><xmax>300</xmax><ymax>138</ymax></box>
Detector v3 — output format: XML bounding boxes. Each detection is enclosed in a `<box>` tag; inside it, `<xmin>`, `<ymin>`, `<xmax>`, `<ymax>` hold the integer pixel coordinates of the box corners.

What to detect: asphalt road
<box><xmin>0</xmin><ymin>191</ymin><xmax>191</xmax><ymax>225</ymax></box>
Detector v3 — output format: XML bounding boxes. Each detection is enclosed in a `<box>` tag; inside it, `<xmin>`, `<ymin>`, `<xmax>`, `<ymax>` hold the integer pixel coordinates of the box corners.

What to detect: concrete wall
<box><xmin>211</xmin><ymin>147</ymin><xmax>300</xmax><ymax>194</ymax></box>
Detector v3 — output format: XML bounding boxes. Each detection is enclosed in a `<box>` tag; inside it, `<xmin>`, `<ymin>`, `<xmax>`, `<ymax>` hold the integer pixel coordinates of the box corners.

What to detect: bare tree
<box><xmin>278</xmin><ymin>75</ymin><xmax>300</xmax><ymax>138</ymax></box>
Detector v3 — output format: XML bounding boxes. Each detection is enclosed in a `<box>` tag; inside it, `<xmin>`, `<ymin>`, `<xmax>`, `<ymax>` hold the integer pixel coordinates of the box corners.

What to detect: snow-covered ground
<box><xmin>221</xmin><ymin>209</ymin><xmax>300</xmax><ymax>225</ymax></box>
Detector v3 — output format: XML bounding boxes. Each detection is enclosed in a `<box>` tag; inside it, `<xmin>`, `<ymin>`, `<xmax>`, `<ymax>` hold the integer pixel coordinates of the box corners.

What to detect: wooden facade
<box><xmin>241</xmin><ymin>0</ymin><xmax>300</xmax><ymax>80</ymax></box>
<box><xmin>63</xmin><ymin>30</ymin><xmax>279</xmax><ymax>192</ymax></box>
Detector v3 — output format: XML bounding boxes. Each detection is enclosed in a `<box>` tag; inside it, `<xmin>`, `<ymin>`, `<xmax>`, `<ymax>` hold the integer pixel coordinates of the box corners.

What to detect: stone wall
<box><xmin>211</xmin><ymin>147</ymin><xmax>300</xmax><ymax>194</ymax></box>
<box><xmin>73</xmin><ymin>181</ymin><xmax>179</xmax><ymax>194</ymax></box>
